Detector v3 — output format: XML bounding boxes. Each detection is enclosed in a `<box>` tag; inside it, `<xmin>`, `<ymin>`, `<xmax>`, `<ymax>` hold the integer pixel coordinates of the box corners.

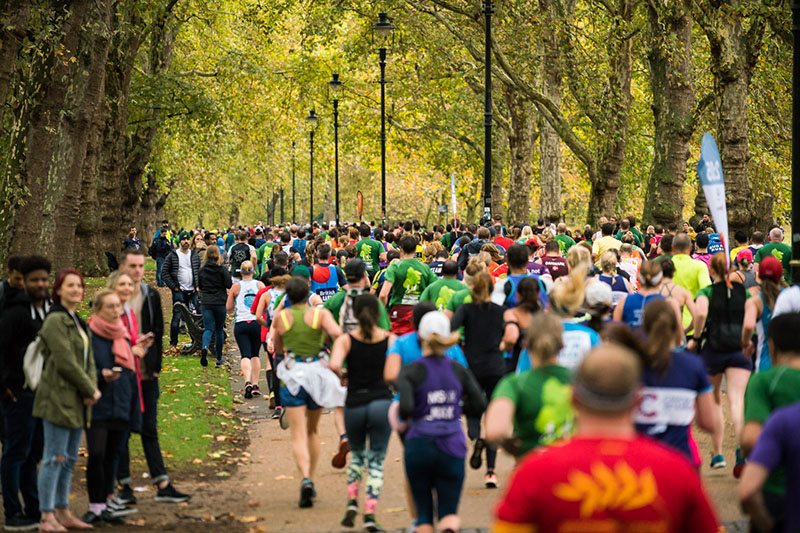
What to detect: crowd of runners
<box><xmin>0</xmin><ymin>213</ymin><xmax>799</xmax><ymax>532</ymax></box>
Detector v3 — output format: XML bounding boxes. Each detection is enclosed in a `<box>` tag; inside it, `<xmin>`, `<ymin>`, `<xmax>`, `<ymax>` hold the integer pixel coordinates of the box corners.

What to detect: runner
<box><xmin>631</xmin><ymin>299</ymin><xmax>716</xmax><ymax>466</ymax></box>
<box><xmin>657</xmin><ymin>257</ymin><xmax>697</xmax><ymax>334</ymax></box>
<box><xmin>198</xmin><ymin>246</ymin><xmax>232</xmax><ymax>368</ymax></box>
<box><xmin>394</xmin><ymin>311</ymin><xmax>485</xmax><ymax>533</ymax></box>
<box><xmin>670</xmin><ymin>233</ymin><xmax>711</xmax><ymax>331</ymax></box>
<box><xmin>271</xmin><ymin>277</ymin><xmax>345</xmax><ymax>508</ymax></box>
<box><xmin>493</xmin><ymin>343</ymin><xmax>719</xmax><ymax>533</ymax></box>
<box><xmin>310</xmin><ymin>244</ymin><xmax>346</xmax><ymax>303</ymax></box>
<box><xmin>226</xmin><ymin>261</ymin><xmax>265</xmax><ymax>398</ymax></box>
<box><xmin>486</xmin><ymin>312</ymin><xmax>573</xmax><ymax>459</ymax></box>
<box><xmin>754</xmin><ymin>227</ymin><xmax>791</xmax><ymax>284</ymax></box>
<box><xmin>688</xmin><ymin>253</ymin><xmax>750</xmax><ymax>472</ymax></box>
<box><xmin>731</xmin><ymin>249</ymin><xmax>757</xmax><ymax>289</ymax></box>
<box><xmin>596</xmin><ymin>250</ymin><xmax>633</xmax><ymax>308</ymax></box>
<box><xmin>613</xmin><ymin>261</ymin><xmax>668</xmax><ymax>329</ymax></box>
<box><xmin>499</xmin><ymin>277</ymin><xmax>542</xmax><ymax>374</ymax></box>
<box><xmin>227</xmin><ymin>231</ymin><xmax>257</xmax><ymax>282</ymax></box>
<box><xmin>419</xmin><ymin>260</ymin><xmax>465</xmax><ymax>311</ymax></box>
<box><xmin>354</xmin><ymin>224</ymin><xmax>385</xmax><ymax>278</ymax></box>
<box><xmin>324</xmin><ymin>259</ymin><xmax>391</xmax><ymax>333</ymax></box>
<box><xmin>379</xmin><ymin>236</ymin><xmax>438</xmax><ymax>335</ymax></box>
<box><xmin>491</xmin><ymin>244</ymin><xmax>549</xmax><ymax>309</ymax></box>
<box><xmin>329</xmin><ymin>294</ymin><xmax>394</xmax><ymax>532</ymax></box>
<box><xmin>450</xmin><ymin>267</ymin><xmax>505</xmax><ymax>488</ymax></box>
<box><xmin>540</xmin><ymin>240</ymin><xmax>569</xmax><ymax>281</ymax></box>
<box><xmin>741</xmin><ymin>312</ymin><xmax>800</xmax><ymax>532</ymax></box>
<box><xmin>742</xmin><ymin>256</ymin><xmax>786</xmax><ymax>373</ymax></box>
<box><xmin>591</xmin><ymin>223</ymin><xmax>621</xmax><ymax>266</ymax></box>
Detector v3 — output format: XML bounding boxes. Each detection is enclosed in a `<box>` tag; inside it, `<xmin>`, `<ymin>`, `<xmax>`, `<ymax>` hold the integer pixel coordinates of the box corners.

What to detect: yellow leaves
<box><xmin>553</xmin><ymin>461</ymin><xmax>658</xmax><ymax>518</ymax></box>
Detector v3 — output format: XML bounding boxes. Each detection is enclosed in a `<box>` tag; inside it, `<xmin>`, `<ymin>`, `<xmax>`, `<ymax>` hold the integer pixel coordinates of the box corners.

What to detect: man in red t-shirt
<box><xmin>493</xmin><ymin>344</ymin><xmax>719</xmax><ymax>533</ymax></box>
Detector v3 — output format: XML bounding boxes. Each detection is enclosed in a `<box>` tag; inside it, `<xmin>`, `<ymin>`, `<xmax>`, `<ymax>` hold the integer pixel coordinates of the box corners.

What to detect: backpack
<box><xmin>339</xmin><ymin>287</ymin><xmax>367</xmax><ymax>333</ymax></box>
<box><xmin>23</xmin><ymin>336</ymin><xmax>45</xmax><ymax>391</ymax></box>
<box><xmin>705</xmin><ymin>282</ymin><xmax>747</xmax><ymax>353</ymax></box>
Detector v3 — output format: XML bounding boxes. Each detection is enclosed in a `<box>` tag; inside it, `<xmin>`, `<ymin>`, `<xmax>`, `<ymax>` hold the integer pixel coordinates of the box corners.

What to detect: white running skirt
<box><xmin>276</xmin><ymin>358</ymin><xmax>347</xmax><ymax>408</ymax></box>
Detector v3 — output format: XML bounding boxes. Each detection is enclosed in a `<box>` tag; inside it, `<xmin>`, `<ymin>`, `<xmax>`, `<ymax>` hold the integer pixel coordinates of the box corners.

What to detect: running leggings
<box><xmin>467</xmin><ymin>374</ymin><xmax>501</xmax><ymax>471</ymax></box>
<box><xmin>404</xmin><ymin>437</ymin><xmax>465</xmax><ymax>526</ymax></box>
<box><xmin>233</xmin><ymin>320</ymin><xmax>261</xmax><ymax>359</ymax></box>
<box><xmin>344</xmin><ymin>399</ymin><xmax>392</xmax><ymax>513</ymax></box>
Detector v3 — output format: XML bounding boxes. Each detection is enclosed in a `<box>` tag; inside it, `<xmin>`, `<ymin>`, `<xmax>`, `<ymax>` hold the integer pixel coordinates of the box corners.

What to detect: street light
<box><xmin>306</xmin><ymin>109</ymin><xmax>318</xmax><ymax>228</ymax></box>
<box><xmin>291</xmin><ymin>140</ymin><xmax>296</xmax><ymax>223</ymax></box>
<box><xmin>373</xmin><ymin>12</ymin><xmax>394</xmax><ymax>224</ymax></box>
<box><xmin>792</xmin><ymin>0</ymin><xmax>800</xmax><ymax>283</ymax></box>
<box><xmin>482</xmin><ymin>0</ymin><xmax>494</xmax><ymax>222</ymax></box>
<box><xmin>329</xmin><ymin>73</ymin><xmax>344</xmax><ymax>226</ymax></box>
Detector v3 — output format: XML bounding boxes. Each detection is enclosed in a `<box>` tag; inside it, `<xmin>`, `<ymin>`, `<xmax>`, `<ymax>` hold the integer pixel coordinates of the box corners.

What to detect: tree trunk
<box><xmin>537</xmin><ymin>0</ymin><xmax>562</xmax><ymax>224</ymax></box>
<box><xmin>0</xmin><ymin>1</ymin><xmax>31</xmax><ymax>123</ymax></box>
<box><xmin>643</xmin><ymin>0</ymin><xmax>694</xmax><ymax>227</ymax></box>
<box><xmin>9</xmin><ymin>0</ymin><xmax>90</xmax><ymax>265</ymax></box>
<box><xmin>703</xmin><ymin>6</ymin><xmax>765</xmax><ymax>235</ymax></box>
<box><xmin>504</xmin><ymin>88</ymin><xmax>535</xmax><ymax>225</ymax></box>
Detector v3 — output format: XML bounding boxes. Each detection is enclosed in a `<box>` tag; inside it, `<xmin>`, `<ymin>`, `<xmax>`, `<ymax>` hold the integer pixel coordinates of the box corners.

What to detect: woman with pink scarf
<box><xmin>81</xmin><ymin>289</ymin><xmax>142</xmax><ymax>525</ymax></box>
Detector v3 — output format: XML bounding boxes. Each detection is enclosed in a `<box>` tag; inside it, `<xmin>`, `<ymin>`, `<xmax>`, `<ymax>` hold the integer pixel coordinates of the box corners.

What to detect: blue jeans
<box><xmin>170</xmin><ymin>290</ymin><xmax>197</xmax><ymax>345</ymax></box>
<box><xmin>1</xmin><ymin>392</ymin><xmax>42</xmax><ymax>520</ymax></box>
<box><xmin>38</xmin><ymin>420</ymin><xmax>82</xmax><ymax>512</ymax></box>
<box><xmin>155</xmin><ymin>257</ymin><xmax>166</xmax><ymax>287</ymax></box>
<box><xmin>201</xmin><ymin>304</ymin><xmax>227</xmax><ymax>361</ymax></box>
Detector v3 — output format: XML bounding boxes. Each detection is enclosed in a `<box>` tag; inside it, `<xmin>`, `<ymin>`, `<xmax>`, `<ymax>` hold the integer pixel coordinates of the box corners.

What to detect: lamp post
<box><xmin>373</xmin><ymin>12</ymin><xmax>395</xmax><ymax>224</ymax></box>
<box><xmin>329</xmin><ymin>73</ymin><xmax>344</xmax><ymax>226</ymax></box>
<box><xmin>482</xmin><ymin>0</ymin><xmax>494</xmax><ymax>222</ymax></box>
<box><xmin>793</xmin><ymin>0</ymin><xmax>800</xmax><ymax>283</ymax></box>
<box><xmin>291</xmin><ymin>141</ymin><xmax>296</xmax><ymax>223</ymax></box>
<box><xmin>306</xmin><ymin>110</ymin><xmax>318</xmax><ymax>228</ymax></box>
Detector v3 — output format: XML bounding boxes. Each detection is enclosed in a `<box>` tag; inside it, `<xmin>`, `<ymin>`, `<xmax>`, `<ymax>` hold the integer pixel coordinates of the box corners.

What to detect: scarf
<box><xmin>88</xmin><ymin>315</ymin><xmax>136</xmax><ymax>371</ymax></box>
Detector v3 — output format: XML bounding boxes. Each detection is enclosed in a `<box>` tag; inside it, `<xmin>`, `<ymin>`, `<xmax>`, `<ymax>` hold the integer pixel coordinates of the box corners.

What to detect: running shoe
<box><xmin>363</xmin><ymin>514</ymin><xmax>382</xmax><ymax>532</ymax></box>
<box><xmin>154</xmin><ymin>483</ymin><xmax>191</xmax><ymax>503</ymax></box>
<box><xmin>200</xmin><ymin>348</ymin><xmax>208</xmax><ymax>368</ymax></box>
<box><xmin>710</xmin><ymin>453</ymin><xmax>726</xmax><ymax>469</ymax></box>
<box><xmin>484</xmin><ymin>471</ymin><xmax>498</xmax><ymax>489</ymax></box>
<box><xmin>331</xmin><ymin>437</ymin><xmax>350</xmax><ymax>469</ymax></box>
<box><xmin>341</xmin><ymin>499</ymin><xmax>358</xmax><ymax>528</ymax></box>
<box><xmin>279</xmin><ymin>407</ymin><xmax>289</xmax><ymax>430</ymax></box>
<box><xmin>299</xmin><ymin>479</ymin><xmax>314</xmax><ymax>508</ymax></box>
<box><xmin>271</xmin><ymin>406</ymin><xmax>282</xmax><ymax>420</ymax></box>
<box><xmin>733</xmin><ymin>446</ymin><xmax>746</xmax><ymax>478</ymax></box>
<box><xmin>469</xmin><ymin>438</ymin><xmax>486</xmax><ymax>470</ymax></box>
<box><xmin>244</xmin><ymin>383</ymin><xmax>253</xmax><ymax>399</ymax></box>
<box><xmin>106</xmin><ymin>498</ymin><xmax>138</xmax><ymax>518</ymax></box>
<box><xmin>116</xmin><ymin>484</ymin><xmax>137</xmax><ymax>505</ymax></box>
<box><xmin>251</xmin><ymin>384</ymin><xmax>261</xmax><ymax>397</ymax></box>
<box><xmin>268</xmin><ymin>391</ymin><xmax>276</xmax><ymax>409</ymax></box>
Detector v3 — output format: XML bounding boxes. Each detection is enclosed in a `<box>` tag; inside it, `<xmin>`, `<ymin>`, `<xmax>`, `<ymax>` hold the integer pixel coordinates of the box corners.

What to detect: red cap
<box><xmin>759</xmin><ymin>256</ymin><xmax>783</xmax><ymax>282</ymax></box>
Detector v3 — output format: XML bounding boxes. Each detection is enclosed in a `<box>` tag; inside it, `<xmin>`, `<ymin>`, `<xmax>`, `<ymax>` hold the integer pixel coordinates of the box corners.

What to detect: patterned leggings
<box><xmin>344</xmin><ymin>399</ymin><xmax>392</xmax><ymax>513</ymax></box>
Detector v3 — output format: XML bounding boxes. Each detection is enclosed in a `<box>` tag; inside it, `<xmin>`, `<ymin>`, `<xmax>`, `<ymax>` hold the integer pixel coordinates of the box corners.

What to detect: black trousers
<box><xmin>86</xmin><ymin>423</ymin><xmax>125</xmax><ymax>503</ymax></box>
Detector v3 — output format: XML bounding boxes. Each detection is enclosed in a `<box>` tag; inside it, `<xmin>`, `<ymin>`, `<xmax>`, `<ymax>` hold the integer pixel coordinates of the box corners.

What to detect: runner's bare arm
<box><xmin>738</xmin><ymin>463</ymin><xmax>773</xmax><ymax>533</ymax></box>
<box><xmin>226</xmin><ymin>283</ymin><xmax>240</xmax><ymax>312</ymax></box>
<box><xmin>741</xmin><ymin>421</ymin><xmax>763</xmax><ymax>456</ymax></box>
<box><xmin>694</xmin><ymin>389</ymin><xmax>718</xmax><ymax>434</ymax></box>
<box><xmin>329</xmin><ymin>334</ymin><xmax>350</xmax><ymax>377</ymax></box>
<box><xmin>319</xmin><ymin>308</ymin><xmax>342</xmax><ymax>341</ymax></box>
<box><xmin>612</xmin><ymin>295</ymin><xmax>626</xmax><ymax>323</ymax></box>
<box><xmin>255</xmin><ymin>292</ymin><xmax>270</xmax><ymax>328</ymax></box>
<box><xmin>378</xmin><ymin>280</ymin><xmax>392</xmax><ymax>306</ymax></box>
<box><xmin>741</xmin><ymin>296</ymin><xmax>759</xmax><ymax>352</ymax></box>
<box><xmin>485</xmin><ymin>397</ymin><xmax>515</xmax><ymax>446</ymax></box>
<box><xmin>383</xmin><ymin>353</ymin><xmax>401</xmax><ymax>386</ymax></box>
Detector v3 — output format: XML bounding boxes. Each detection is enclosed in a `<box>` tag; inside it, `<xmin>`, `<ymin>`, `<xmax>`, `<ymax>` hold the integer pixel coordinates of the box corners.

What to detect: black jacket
<box><xmin>457</xmin><ymin>238</ymin><xmax>488</xmax><ymax>271</ymax></box>
<box><xmin>162</xmin><ymin>249</ymin><xmax>201</xmax><ymax>291</ymax></box>
<box><xmin>198</xmin><ymin>262</ymin><xmax>232</xmax><ymax>306</ymax></box>
<box><xmin>149</xmin><ymin>235</ymin><xmax>172</xmax><ymax>259</ymax></box>
<box><xmin>0</xmin><ymin>291</ymin><xmax>49</xmax><ymax>394</ymax></box>
<box><xmin>90</xmin><ymin>335</ymin><xmax>141</xmax><ymax>431</ymax></box>
<box><xmin>139</xmin><ymin>282</ymin><xmax>164</xmax><ymax>378</ymax></box>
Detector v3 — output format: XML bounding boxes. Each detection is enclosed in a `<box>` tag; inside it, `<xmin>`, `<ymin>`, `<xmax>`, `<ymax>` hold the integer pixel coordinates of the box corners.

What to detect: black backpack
<box><xmin>229</xmin><ymin>243</ymin><xmax>251</xmax><ymax>276</ymax></box>
<box><xmin>705</xmin><ymin>282</ymin><xmax>747</xmax><ymax>353</ymax></box>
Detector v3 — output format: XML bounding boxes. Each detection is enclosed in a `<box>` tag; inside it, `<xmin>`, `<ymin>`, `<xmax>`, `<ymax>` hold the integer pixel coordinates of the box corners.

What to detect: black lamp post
<box><xmin>482</xmin><ymin>0</ymin><xmax>494</xmax><ymax>222</ymax></box>
<box><xmin>793</xmin><ymin>0</ymin><xmax>800</xmax><ymax>283</ymax></box>
<box><xmin>373</xmin><ymin>12</ymin><xmax>395</xmax><ymax>224</ymax></box>
<box><xmin>306</xmin><ymin>110</ymin><xmax>318</xmax><ymax>228</ymax></box>
<box><xmin>291</xmin><ymin>141</ymin><xmax>296</xmax><ymax>223</ymax></box>
<box><xmin>329</xmin><ymin>73</ymin><xmax>344</xmax><ymax>227</ymax></box>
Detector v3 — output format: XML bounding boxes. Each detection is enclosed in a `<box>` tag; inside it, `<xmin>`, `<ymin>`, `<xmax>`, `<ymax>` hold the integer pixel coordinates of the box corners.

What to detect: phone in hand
<box><xmin>111</xmin><ymin>366</ymin><xmax>123</xmax><ymax>373</ymax></box>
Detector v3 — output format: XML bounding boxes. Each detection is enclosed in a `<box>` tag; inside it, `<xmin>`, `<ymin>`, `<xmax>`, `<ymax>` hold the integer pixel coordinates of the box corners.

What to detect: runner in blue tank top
<box><xmin>742</xmin><ymin>256</ymin><xmax>786</xmax><ymax>373</ymax></box>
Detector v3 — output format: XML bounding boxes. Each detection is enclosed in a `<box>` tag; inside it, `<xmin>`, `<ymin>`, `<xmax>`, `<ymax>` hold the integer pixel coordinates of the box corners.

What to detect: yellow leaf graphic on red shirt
<box><xmin>552</xmin><ymin>461</ymin><xmax>659</xmax><ymax>518</ymax></box>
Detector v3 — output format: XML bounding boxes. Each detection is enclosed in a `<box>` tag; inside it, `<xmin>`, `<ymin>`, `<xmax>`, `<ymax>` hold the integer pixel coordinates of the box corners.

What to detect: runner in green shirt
<box><xmin>742</xmin><ymin>312</ymin><xmax>800</xmax><ymax>501</ymax></box>
<box><xmin>324</xmin><ymin>259</ymin><xmax>392</xmax><ymax>331</ymax></box>
<box><xmin>444</xmin><ymin>288</ymin><xmax>471</xmax><ymax>317</ymax></box>
<box><xmin>485</xmin><ymin>312</ymin><xmax>574</xmax><ymax>457</ymax></box>
<box><xmin>554</xmin><ymin>223</ymin><xmax>575</xmax><ymax>255</ymax></box>
<box><xmin>754</xmin><ymin>228</ymin><xmax>792</xmax><ymax>284</ymax></box>
<box><xmin>419</xmin><ymin>260</ymin><xmax>465</xmax><ymax>311</ymax></box>
<box><xmin>354</xmin><ymin>225</ymin><xmax>385</xmax><ymax>275</ymax></box>
<box><xmin>379</xmin><ymin>236</ymin><xmax>437</xmax><ymax>333</ymax></box>
<box><xmin>256</xmin><ymin>239</ymin><xmax>276</xmax><ymax>276</ymax></box>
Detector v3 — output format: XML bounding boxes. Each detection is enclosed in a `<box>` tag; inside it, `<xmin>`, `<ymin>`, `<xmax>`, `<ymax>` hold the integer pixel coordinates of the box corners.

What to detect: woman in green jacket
<box><xmin>34</xmin><ymin>269</ymin><xmax>100</xmax><ymax>532</ymax></box>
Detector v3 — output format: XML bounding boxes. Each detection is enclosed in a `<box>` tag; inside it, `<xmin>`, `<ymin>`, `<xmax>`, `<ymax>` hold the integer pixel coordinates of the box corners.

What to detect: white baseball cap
<box><xmin>418</xmin><ymin>311</ymin><xmax>452</xmax><ymax>340</ymax></box>
<box><xmin>585</xmin><ymin>281</ymin><xmax>612</xmax><ymax>308</ymax></box>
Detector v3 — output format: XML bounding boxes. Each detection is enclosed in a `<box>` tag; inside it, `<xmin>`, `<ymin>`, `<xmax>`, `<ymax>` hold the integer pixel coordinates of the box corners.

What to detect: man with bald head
<box><xmin>755</xmin><ymin>227</ymin><xmax>792</xmax><ymax>284</ymax></box>
<box><xmin>494</xmin><ymin>343</ymin><xmax>719</xmax><ymax>533</ymax></box>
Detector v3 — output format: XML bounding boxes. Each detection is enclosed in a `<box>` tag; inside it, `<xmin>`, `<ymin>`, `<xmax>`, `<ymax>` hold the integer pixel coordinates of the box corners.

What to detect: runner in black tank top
<box><xmin>330</xmin><ymin>294</ymin><xmax>395</xmax><ymax>532</ymax></box>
